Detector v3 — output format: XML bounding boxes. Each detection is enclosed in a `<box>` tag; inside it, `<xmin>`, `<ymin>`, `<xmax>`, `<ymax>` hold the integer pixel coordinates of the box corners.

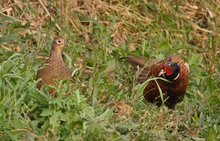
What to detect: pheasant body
<box><xmin>125</xmin><ymin>55</ymin><xmax>189</xmax><ymax>109</ymax></box>
<box><xmin>36</xmin><ymin>36</ymin><xmax>72</xmax><ymax>97</ymax></box>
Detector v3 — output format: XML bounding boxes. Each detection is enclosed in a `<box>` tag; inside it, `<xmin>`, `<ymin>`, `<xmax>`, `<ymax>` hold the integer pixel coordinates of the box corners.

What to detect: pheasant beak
<box><xmin>158</xmin><ymin>69</ymin><xmax>165</xmax><ymax>77</ymax></box>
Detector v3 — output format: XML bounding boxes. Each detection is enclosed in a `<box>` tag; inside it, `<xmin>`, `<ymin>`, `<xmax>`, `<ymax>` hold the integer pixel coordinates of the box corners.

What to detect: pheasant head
<box><xmin>159</xmin><ymin>62</ymin><xmax>180</xmax><ymax>80</ymax></box>
<box><xmin>50</xmin><ymin>36</ymin><xmax>67</xmax><ymax>59</ymax></box>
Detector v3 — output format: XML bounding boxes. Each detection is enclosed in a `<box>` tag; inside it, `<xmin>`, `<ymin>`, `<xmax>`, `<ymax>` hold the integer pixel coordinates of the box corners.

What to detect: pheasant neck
<box><xmin>49</xmin><ymin>49</ymin><xmax>63</xmax><ymax>60</ymax></box>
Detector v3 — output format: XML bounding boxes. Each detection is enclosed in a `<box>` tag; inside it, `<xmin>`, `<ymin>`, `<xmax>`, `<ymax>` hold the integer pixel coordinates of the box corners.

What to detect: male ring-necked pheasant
<box><xmin>124</xmin><ymin>54</ymin><xmax>189</xmax><ymax>109</ymax></box>
<box><xmin>36</xmin><ymin>36</ymin><xmax>72</xmax><ymax>97</ymax></box>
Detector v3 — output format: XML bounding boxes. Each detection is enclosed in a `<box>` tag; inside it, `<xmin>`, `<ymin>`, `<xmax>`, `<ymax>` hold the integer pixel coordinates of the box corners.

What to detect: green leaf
<box><xmin>40</xmin><ymin>108</ymin><xmax>54</xmax><ymax>117</ymax></box>
<box><xmin>95</xmin><ymin>107</ymin><xmax>114</xmax><ymax>121</ymax></box>
<box><xmin>84</xmin><ymin>106</ymin><xmax>95</xmax><ymax>118</ymax></box>
<box><xmin>206</xmin><ymin>126</ymin><xmax>217</xmax><ymax>141</ymax></box>
<box><xmin>188</xmin><ymin>54</ymin><xmax>203</xmax><ymax>67</ymax></box>
<box><xmin>137</xmin><ymin>77</ymin><xmax>171</xmax><ymax>96</ymax></box>
<box><xmin>50</xmin><ymin>110</ymin><xmax>63</xmax><ymax>128</ymax></box>
<box><xmin>102</xmin><ymin>59</ymin><xmax>115</xmax><ymax>74</ymax></box>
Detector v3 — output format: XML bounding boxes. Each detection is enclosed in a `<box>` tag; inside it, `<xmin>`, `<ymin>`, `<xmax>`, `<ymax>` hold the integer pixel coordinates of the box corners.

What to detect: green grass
<box><xmin>0</xmin><ymin>0</ymin><xmax>220</xmax><ymax>140</ymax></box>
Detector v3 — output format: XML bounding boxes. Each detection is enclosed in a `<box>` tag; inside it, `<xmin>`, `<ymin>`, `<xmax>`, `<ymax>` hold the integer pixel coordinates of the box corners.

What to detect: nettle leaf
<box><xmin>40</xmin><ymin>108</ymin><xmax>54</xmax><ymax>117</ymax></box>
<box><xmin>50</xmin><ymin>110</ymin><xmax>63</xmax><ymax>128</ymax></box>
<box><xmin>102</xmin><ymin>59</ymin><xmax>115</xmax><ymax>74</ymax></box>
<box><xmin>83</xmin><ymin>106</ymin><xmax>95</xmax><ymax>119</ymax></box>
<box><xmin>188</xmin><ymin>54</ymin><xmax>203</xmax><ymax>67</ymax></box>
<box><xmin>41</xmin><ymin>119</ymin><xmax>50</xmax><ymax>130</ymax></box>
<box><xmin>95</xmin><ymin>107</ymin><xmax>114</xmax><ymax>121</ymax></box>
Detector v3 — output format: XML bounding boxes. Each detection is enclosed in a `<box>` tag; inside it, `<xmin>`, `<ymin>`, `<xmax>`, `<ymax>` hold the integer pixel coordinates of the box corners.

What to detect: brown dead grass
<box><xmin>1</xmin><ymin>1</ymin><xmax>219</xmax><ymax>49</ymax></box>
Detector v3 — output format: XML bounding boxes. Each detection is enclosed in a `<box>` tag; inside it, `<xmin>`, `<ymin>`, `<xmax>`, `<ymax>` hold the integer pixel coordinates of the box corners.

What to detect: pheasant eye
<box><xmin>56</xmin><ymin>40</ymin><xmax>61</xmax><ymax>44</ymax></box>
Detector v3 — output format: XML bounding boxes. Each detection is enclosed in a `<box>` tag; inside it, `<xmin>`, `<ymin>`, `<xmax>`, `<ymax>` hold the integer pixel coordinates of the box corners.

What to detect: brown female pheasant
<box><xmin>36</xmin><ymin>36</ymin><xmax>72</xmax><ymax>97</ymax></box>
<box><xmin>124</xmin><ymin>55</ymin><xmax>189</xmax><ymax>109</ymax></box>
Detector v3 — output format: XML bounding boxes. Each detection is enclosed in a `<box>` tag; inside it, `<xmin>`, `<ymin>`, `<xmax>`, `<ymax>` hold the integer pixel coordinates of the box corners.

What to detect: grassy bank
<box><xmin>0</xmin><ymin>0</ymin><xmax>219</xmax><ymax>140</ymax></box>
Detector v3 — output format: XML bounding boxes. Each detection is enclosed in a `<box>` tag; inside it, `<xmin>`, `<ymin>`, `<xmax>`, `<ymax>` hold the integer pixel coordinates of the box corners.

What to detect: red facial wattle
<box><xmin>163</xmin><ymin>66</ymin><xmax>174</xmax><ymax>76</ymax></box>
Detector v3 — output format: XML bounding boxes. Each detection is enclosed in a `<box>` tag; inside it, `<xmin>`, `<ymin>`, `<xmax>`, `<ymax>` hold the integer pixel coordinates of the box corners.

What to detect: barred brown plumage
<box><xmin>36</xmin><ymin>36</ymin><xmax>72</xmax><ymax>97</ymax></box>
